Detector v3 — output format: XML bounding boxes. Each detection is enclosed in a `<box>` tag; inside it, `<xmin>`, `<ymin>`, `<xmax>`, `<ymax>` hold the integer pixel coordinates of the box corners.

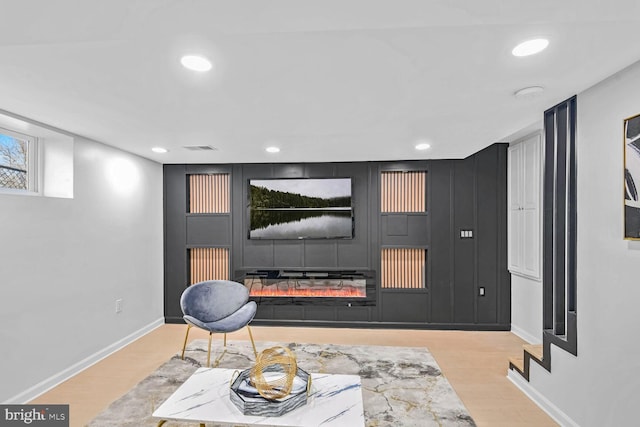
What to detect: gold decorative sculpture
<box><xmin>229</xmin><ymin>346</ymin><xmax>311</xmax><ymax>416</ymax></box>
<box><xmin>249</xmin><ymin>346</ymin><xmax>298</xmax><ymax>399</ymax></box>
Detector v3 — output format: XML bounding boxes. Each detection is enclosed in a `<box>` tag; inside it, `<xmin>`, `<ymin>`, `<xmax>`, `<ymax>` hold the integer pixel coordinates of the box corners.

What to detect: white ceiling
<box><xmin>1</xmin><ymin>0</ymin><xmax>640</xmax><ymax>164</ymax></box>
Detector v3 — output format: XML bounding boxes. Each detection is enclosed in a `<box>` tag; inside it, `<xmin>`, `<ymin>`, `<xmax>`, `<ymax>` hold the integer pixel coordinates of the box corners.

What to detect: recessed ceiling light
<box><xmin>415</xmin><ymin>142</ymin><xmax>431</xmax><ymax>151</ymax></box>
<box><xmin>180</xmin><ymin>55</ymin><xmax>213</xmax><ymax>72</ymax></box>
<box><xmin>512</xmin><ymin>38</ymin><xmax>549</xmax><ymax>57</ymax></box>
<box><xmin>151</xmin><ymin>147</ymin><xmax>168</xmax><ymax>153</ymax></box>
<box><xmin>514</xmin><ymin>86</ymin><xmax>545</xmax><ymax>98</ymax></box>
<box><xmin>265</xmin><ymin>146</ymin><xmax>280</xmax><ymax>153</ymax></box>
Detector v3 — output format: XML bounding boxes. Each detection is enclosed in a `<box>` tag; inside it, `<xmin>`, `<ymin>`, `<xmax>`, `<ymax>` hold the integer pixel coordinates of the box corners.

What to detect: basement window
<box><xmin>0</xmin><ymin>127</ymin><xmax>38</xmax><ymax>193</ymax></box>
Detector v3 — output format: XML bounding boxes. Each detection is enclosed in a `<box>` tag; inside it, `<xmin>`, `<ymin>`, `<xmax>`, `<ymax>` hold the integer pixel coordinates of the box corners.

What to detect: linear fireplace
<box><xmin>234</xmin><ymin>269</ymin><xmax>376</xmax><ymax>306</ymax></box>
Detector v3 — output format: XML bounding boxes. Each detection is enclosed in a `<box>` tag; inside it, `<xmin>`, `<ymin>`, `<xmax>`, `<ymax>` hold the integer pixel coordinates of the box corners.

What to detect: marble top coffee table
<box><xmin>153</xmin><ymin>367</ymin><xmax>364</xmax><ymax>426</ymax></box>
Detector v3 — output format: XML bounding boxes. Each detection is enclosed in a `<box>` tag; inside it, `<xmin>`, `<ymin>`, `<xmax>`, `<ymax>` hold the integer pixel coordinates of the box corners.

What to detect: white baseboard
<box><xmin>507</xmin><ymin>370</ymin><xmax>579</xmax><ymax>427</ymax></box>
<box><xmin>5</xmin><ymin>317</ymin><xmax>165</xmax><ymax>404</ymax></box>
<box><xmin>510</xmin><ymin>324</ymin><xmax>542</xmax><ymax>344</ymax></box>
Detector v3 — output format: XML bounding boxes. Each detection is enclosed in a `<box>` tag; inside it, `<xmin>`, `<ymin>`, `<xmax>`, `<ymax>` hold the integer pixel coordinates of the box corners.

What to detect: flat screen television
<box><xmin>248</xmin><ymin>178</ymin><xmax>353</xmax><ymax>239</ymax></box>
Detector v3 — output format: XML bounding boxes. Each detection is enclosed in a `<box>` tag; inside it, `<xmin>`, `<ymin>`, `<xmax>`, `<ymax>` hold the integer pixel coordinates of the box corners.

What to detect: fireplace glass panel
<box><xmin>241</xmin><ymin>271</ymin><xmax>367</xmax><ymax>298</ymax></box>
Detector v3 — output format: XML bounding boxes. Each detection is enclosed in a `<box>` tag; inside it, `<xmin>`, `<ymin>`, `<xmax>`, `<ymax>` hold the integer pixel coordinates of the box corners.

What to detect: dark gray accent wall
<box><xmin>429</xmin><ymin>160</ymin><xmax>454</xmax><ymax>323</ymax></box>
<box><xmin>163</xmin><ymin>143</ymin><xmax>510</xmax><ymax>329</ymax></box>
<box><xmin>163</xmin><ymin>164</ymin><xmax>187</xmax><ymax>323</ymax></box>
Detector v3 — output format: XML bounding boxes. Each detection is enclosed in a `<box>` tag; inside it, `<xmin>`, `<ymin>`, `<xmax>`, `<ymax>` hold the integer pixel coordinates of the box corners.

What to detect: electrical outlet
<box><xmin>115</xmin><ymin>298</ymin><xmax>123</xmax><ymax>313</ymax></box>
<box><xmin>479</xmin><ymin>287</ymin><xmax>485</xmax><ymax>296</ymax></box>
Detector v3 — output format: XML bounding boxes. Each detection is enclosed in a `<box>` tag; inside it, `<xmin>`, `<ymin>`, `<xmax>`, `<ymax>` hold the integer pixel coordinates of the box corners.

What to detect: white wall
<box><xmin>511</xmin><ymin>274</ymin><xmax>542</xmax><ymax>344</ymax></box>
<box><xmin>519</xmin><ymin>59</ymin><xmax>640</xmax><ymax>426</ymax></box>
<box><xmin>0</xmin><ymin>132</ymin><xmax>163</xmax><ymax>402</ymax></box>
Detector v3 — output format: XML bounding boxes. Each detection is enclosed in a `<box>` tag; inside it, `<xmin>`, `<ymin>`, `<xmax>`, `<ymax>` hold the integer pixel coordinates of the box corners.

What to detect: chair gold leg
<box><xmin>224</xmin><ymin>332</ymin><xmax>227</xmax><ymax>348</ymax></box>
<box><xmin>181</xmin><ymin>324</ymin><xmax>192</xmax><ymax>360</ymax></box>
<box><xmin>247</xmin><ymin>325</ymin><xmax>258</xmax><ymax>357</ymax></box>
<box><xmin>207</xmin><ymin>332</ymin><xmax>213</xmax><ymax>367</ymax></box>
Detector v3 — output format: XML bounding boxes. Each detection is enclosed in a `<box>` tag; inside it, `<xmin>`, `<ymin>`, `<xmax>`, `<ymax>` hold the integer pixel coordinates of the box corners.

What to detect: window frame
<box><xmin>0</xmin><ymin>126</ymin><xmax>40</xmax><ymax>195</ymax></box>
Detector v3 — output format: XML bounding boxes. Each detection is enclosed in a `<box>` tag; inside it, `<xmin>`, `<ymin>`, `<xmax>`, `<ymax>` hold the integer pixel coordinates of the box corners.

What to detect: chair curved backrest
<box><xmin>180</xmin><ymin>280</ymin><xmax>250</xmax><ymax>323</ymax></box>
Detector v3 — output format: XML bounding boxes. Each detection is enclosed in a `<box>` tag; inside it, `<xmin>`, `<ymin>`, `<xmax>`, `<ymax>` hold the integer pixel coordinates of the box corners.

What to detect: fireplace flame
<box><xmin>249</xmin><ymin>288</ymin><xmax>366</xmax><ymax>298</ymax></box>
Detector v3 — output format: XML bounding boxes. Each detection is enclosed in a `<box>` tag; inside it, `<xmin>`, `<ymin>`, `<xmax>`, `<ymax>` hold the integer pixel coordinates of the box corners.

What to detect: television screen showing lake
<box><xmin>250</xmin><ymin>209</ymin><xmax>353</xmax><ymax>239</ymax></box>
<box><xmin>249</xmin><ymin>178</ymin><xmax>353</xmax><ymax>239</ymax></box>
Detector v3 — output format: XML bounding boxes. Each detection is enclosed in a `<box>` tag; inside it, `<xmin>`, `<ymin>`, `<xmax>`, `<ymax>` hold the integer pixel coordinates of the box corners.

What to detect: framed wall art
<box><xmin>624</xmin><ymin>113</ymin><xmax>640</xmax><ymax>239</ymax></box>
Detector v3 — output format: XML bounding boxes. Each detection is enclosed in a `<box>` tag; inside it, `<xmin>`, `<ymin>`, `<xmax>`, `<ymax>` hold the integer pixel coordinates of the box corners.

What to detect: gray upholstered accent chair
<box><xmin>180</xmin><ymin>280</ymin><xmax>258</xmax><ymax>367</ymax></box>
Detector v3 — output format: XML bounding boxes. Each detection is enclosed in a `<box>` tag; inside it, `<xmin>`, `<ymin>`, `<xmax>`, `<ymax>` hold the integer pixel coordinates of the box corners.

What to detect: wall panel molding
<box><xmin>164</xmin><ymin>149</ymin><xmax>510</xmax><ymax>329</ymax></box>
<box><xmin>189</xmin><ymin>247</ymin><xmax>230</xmax><ymax>283</ymax></box>
<box><xmin>189</xmin><ymin>174</ymin><xmax>230</xmax><ymax>213</ymax></box>
<box><xmin>381</xmin><ymin>248</ymin><xmax>426</xmax><ymax>289</ymax></box>
<box><xmin>381</xmin><ymin>171</ymin><xmax>426</xmax><ymax>212</ymax></box>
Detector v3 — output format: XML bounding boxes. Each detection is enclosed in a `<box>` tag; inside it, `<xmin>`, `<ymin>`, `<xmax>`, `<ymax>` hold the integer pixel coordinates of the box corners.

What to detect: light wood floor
<box><xmin>30</xmin><ymin>325</ymin><xmax>558</xmax><ymax>426</ymax></box>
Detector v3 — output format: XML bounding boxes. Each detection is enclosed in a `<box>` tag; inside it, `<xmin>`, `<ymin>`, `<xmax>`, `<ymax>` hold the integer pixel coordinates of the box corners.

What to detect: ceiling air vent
<box><xmin>183</xmin><ymin>145</ymin><xmax>218</xmax><ymax>151</ymax></box>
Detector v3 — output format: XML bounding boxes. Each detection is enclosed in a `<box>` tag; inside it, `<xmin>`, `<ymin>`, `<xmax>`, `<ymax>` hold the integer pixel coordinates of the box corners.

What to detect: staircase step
<box><xmin>508</xmin><ymin>356</ymin><xmax>524</xmax><ymax>373</ymax></box>
<box><xmin>523</xmin><ymin>344</ymin><xmax>543</xmax><ymax>362</ymax></box>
